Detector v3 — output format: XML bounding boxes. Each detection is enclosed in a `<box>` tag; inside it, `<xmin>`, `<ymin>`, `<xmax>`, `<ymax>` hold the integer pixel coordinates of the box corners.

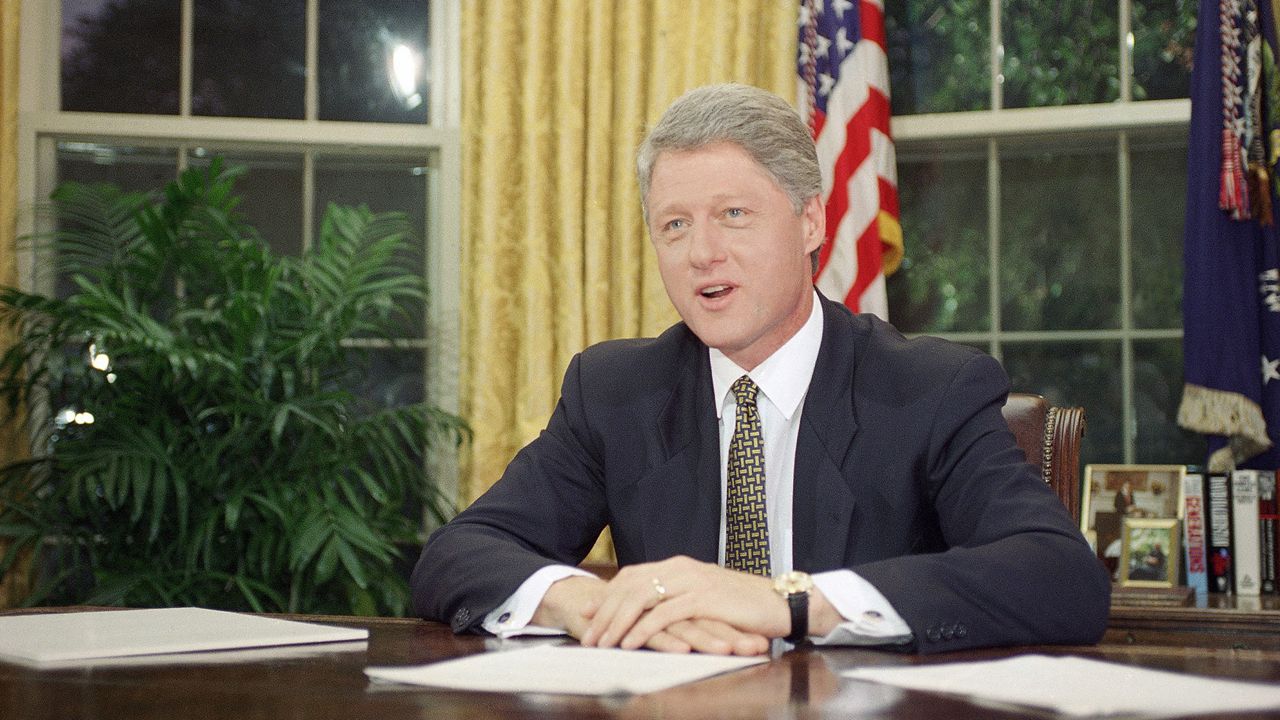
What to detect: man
<box><xmin>411</xmin><ymin>83</ymin><xmax>1110</xmax><ymax>655</ymax></box>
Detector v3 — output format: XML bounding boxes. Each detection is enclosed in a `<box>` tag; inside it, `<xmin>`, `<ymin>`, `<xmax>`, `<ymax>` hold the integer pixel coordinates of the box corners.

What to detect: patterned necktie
<box><xmin>725</xmin><ymin>375</ymin><xmax>771</xmax><ymax>576</ymax></box>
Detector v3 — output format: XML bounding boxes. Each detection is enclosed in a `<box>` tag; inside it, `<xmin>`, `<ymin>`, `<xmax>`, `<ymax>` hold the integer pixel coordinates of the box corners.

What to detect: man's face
<box><xmin>646</xmin><ymin>142</ymin><xmax>824</xmax><ymax>370</ymax></box>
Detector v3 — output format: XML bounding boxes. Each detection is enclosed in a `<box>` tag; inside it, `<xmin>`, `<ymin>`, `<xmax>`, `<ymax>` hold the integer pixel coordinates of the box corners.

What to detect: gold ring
<box><xmin>652</xmin><ymin>578</ymin><xmax>667</xmax><ymax>602</ymax></box>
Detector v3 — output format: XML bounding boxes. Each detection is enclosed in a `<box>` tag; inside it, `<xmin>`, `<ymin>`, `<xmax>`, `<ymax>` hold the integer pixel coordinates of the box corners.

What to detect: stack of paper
<box><xmin>0</xmin><ymin>607</ymin><xmax>368</xmax><ymax>667</ymax></box>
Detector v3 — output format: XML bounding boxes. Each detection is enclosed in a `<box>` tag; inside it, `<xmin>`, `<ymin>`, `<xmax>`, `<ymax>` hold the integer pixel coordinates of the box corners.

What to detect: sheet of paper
<box><xmin>844</xmin><ymin>654</ymin><xmax>1280</xmax><ymax>718</ymax></box>
<box><xmin>0</xmin><ymin>607</ymin><xmax>368</xmax><ymax>667</ymax></box>
<box><xmin>365</xmin><ymin>644</ymin><xmax>768</xmax><ymax>695</ymax></box>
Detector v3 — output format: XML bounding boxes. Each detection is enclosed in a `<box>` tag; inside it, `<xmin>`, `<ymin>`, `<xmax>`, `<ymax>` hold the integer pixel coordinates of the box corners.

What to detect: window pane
<box><xmin>318</xmin><ymin>0</ymin><xmax>431</xmax><ymax>123</ymax></box>
<box><xmin>887</xmin><ymin>148</ymin><xmax>989</xmax><ymax>332</ymax></box>
<box><xmin>315</xmin><ymin>157</ymin><xmax>428</xmax><ymax>338</ymax></box>
<box><xmin>999</xmin><ymin>140</ymin><xmax>1121</xmax><ymax>331</ymax></box>
<box><xmin>62</xmin><ymin>0</ymin><xmax>180</xmax><ymax>114</ymax></box>
<box><xmin>193</xmin><ymin>0</ymin><xmax>305</xmax><ymax>119</ymax></box>
<box><xmin>885</xmin><ymin>1</ymin><xmax>990</xmax><ymax>115</ymax></box>
<box><xmin>1134</xmin><ymin>340</ymin><xmax>1205</xmax><ymax>465</ymax></box>
<box><xmin>54</xmin><ymin>142</ymin><xmax>179</xmax><ymax>298</ymax></box>
<box><xmin>190</xmin><ymin>150</ymin><xmax>304</xmax><ymax>257</ymax></box>
<box><xmin>1131</xmin><ymin>132</ymin><xmax>1188</xmax><ymax>329</ymax></box>
<box><xmin>1132</xmin><ymin>0</ymin><xmax>1196</xmax><ymax>101</ymax></box>
<box><xmin>56</xmin><ymin>142</ymin><xmax>177</xmax><ymax>191</ymax></box>
<box><xmin>1002</xmin><ymin>341</ymin><xmax>1123</xmax><ymax>467</ymax></box>
<box><xmin>1001</xmin><ymin>0</ymin><xmax>1119</xmax><ymax>108</ymax></box>
<box><xmin>348</xmin><ymin>348</ymin><xmax>425</xmax><ymax>408</ymax></box>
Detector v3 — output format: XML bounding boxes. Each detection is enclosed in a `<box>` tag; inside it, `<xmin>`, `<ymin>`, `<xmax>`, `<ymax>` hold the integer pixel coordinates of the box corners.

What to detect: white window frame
<box><xmin>14</xmin><ymin>0</ymin><xmax>464</xmax><ymax>505</ymax></box>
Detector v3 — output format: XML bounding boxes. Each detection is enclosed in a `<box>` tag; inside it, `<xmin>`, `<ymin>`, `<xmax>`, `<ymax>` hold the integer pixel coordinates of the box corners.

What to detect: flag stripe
<box><xmin>799</xmin><ymin>0</ymin><xmax>899</xmax><ymax>320</ymax></box>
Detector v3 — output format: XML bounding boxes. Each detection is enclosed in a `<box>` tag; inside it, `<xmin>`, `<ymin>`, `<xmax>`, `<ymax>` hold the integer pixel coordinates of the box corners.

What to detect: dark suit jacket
<box><xmin>411</xmin><ymin>294</ymin><xmax>1111</xmax><ymax>652</ymax></box>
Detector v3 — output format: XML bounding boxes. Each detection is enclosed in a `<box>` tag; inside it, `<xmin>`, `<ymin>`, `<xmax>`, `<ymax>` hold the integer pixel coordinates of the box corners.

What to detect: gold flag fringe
<box><xmin>1178</xmin><ymin>383</ymin><xmax>1273</xmax><ymax>471</ymax></box>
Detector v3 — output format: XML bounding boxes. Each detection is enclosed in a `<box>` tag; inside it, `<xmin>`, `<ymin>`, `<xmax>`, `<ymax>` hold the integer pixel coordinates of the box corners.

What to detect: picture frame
<box><xmin>1081</xmin><ymin>464</ymin><xmax>1185</xmax><ymax>576</ymax></box>
<box><xmin>1119</xmin><ymin>517</ymin><xmax>1181</xmax><ymax>588</ymax></box>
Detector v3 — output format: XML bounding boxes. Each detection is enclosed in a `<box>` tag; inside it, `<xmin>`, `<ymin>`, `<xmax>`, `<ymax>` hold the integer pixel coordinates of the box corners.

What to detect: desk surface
<box><xmin>2</xmin><ymin>609</ymin><xmax>1279</xmax><ymax>719</ymax></box>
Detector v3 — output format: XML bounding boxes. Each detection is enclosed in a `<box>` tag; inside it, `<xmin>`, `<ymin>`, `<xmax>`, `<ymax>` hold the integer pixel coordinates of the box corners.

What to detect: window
<box><xmin>884</xmin><ymin>0</ymin><xmax>1201</xmax><ymax>467</ymax></box>
<box><xmin>17</xmin><ymin>0</ymin><xmax>463</xmax><ymax>503</ymax></box>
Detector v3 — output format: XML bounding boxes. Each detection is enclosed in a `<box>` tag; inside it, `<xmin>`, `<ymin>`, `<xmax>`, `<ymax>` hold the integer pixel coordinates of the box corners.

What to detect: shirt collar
<box><xmin>709</xmin><ymin>290</ymin><xmax>824</xmax><ymax>420</ymax></box>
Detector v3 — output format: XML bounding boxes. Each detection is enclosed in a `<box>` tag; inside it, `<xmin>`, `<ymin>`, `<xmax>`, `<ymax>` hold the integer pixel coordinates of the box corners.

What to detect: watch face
<box><xmin>776</xmin><ymin>571</ymin><xmax>813</xmax><ymax>595</ymax></box>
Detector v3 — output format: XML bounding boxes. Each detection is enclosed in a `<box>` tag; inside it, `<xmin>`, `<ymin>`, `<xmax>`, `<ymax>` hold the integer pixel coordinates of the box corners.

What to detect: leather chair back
<box><xmin>1001</xmin><ymin>393</ymin><xmax>1086</xmax><ymax>522</ymax></box>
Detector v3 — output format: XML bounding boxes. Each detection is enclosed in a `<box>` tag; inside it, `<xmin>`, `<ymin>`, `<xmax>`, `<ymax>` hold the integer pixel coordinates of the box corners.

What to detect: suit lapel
<box><xmin>639</xmin><ymin>336</ymin><xmax>721</xmax><ymax>564</ymax></box>
<box><xmin>793</xmin><ymin>296</ymin><xmax>860</xmax><ymax>572</ymax></box>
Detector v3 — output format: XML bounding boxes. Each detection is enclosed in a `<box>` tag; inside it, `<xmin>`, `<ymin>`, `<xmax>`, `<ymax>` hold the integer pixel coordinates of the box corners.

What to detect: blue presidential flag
<box><xmin>1179</xmin><ymin>0</ymin><xmax>1280</xmax><ymax>471</ymax></box>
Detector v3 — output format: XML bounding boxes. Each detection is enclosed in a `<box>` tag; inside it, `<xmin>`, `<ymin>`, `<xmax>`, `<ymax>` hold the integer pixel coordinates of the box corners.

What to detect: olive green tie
<box><xmin>725</xmin><ymin>375</ymin><xmax>771</xmax><ymax>576</ymax></box>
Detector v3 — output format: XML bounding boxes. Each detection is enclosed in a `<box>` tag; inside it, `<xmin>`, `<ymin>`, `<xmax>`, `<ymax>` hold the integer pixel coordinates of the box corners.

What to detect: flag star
<box><xmin>799</xmin><ymin>42</ymin><xmax>811</xmax><ymax>64</ymax></box>
<box><xmin>836</xmin><ymin>27</ymin><xmax>856</xmax><ymax>55</ymax></box>
<box><xmin>816</xmin><ymin>34</ymin><xmax>831</xmax><ymax>59</ymax></box>
<box><xmin>1264</xmin><ymin>355</ymin><xmax>1280</xmax><ymax>384</ymax></box>
<box><xmin>833</xmin><ymin>0</ymin><xmax>854</xmax><ymax>20</ymax></box>
<box><xmin>798</xmin><ymin>4</ymin><xmax>810</xmax><ymax>27</ymax></box>
<box><xmin>814</xmin><ymin>0</ymin><xmax>825</xmax><ymax>15</ymax></box>
<box><xmin>819</xmin><ymin>72</ymin><xmax>835</xmax><ymax>97</ymax></box>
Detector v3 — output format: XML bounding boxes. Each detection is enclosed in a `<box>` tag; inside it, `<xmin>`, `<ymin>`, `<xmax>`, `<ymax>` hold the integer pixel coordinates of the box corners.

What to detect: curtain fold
<box><xmin>459</xmin><ymin>2</ymin><xmax>794</xmax><ymax>559</ymax></box>
<box><xmin>0</xmin><ymin>0</ymin><xmax>25</xmax><ymax>607</ymax></box>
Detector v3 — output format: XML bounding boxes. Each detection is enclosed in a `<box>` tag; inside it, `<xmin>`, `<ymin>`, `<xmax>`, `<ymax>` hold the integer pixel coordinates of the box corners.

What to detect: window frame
<box><xmin>14</xmin><ymin>0</ymin><xmax>464</xmax><ymax>506</ymax></box>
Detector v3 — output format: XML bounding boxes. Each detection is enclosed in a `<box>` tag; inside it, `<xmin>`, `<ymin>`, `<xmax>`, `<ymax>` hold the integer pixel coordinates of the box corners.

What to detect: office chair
<box><xmin>1001</xmin><ymin>393</ymin><xmax>1086</xmax><ymax>523</ymax></box>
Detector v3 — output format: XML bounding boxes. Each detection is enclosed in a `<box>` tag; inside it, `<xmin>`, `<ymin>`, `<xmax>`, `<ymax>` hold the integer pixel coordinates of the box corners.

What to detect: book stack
<box><xmin>1183</xmin><ymin>468</ymin><xmax>1280</xmax><ymax>596</ymax></box>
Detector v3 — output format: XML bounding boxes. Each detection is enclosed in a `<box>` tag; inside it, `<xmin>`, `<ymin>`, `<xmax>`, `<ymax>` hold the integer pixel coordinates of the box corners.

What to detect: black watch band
<box><xmin>784</xmin><ymin>591</ymin><xmax>809</xmax><ymax>644</ymax></box>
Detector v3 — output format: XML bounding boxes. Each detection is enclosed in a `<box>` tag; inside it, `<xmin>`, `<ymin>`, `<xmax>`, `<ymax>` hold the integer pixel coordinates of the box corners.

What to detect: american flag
<box><xmin>797</xmin><ymin>0</ymin><xmax>902</xmax><ymax>319</ymax></box>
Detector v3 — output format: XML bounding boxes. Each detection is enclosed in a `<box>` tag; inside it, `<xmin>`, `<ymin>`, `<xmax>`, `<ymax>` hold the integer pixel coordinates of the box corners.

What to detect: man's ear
<box><xmin>802</xmin><ymin>196</ymin><xmax>825</xmax><ymax>256</ymax></box>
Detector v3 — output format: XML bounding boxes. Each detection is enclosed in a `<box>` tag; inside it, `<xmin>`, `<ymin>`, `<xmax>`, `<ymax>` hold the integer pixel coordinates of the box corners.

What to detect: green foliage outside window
<box><xmin>885</xmin><ymin>0</ymin><xmax>1197</xmax><ymax>115</ymax></box>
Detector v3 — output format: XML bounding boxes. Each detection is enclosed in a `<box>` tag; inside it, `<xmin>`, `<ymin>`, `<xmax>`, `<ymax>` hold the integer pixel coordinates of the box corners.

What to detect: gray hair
<box><xmin>636</xmin><ymin>83</ymin><xmax>822</xmax><ymax>218</ymax></box>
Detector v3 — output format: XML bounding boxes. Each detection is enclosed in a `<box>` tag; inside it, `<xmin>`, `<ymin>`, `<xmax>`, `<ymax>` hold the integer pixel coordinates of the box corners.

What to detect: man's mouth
<box><xmin>700</xmin><ymin>284</ymin><xmax>732</xmax><ymax>299</ymax></box>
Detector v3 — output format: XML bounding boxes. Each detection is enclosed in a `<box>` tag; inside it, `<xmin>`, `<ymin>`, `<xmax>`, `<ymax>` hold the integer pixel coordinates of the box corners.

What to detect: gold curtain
<box><xmin>459</xmin><ymin>1</ymin><xmax>795</xmax><ymax>558</ymax></box>
<box><xmin>0</xmin><ymin>0</ymin><xmax>24</xmax><ymax>607</ymax></box>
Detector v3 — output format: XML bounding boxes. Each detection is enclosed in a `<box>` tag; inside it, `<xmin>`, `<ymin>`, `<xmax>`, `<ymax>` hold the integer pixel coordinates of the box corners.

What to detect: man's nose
<box><xmin>688</xmin><ymin>222</ymin><xmax>727</xmax><ymax>268</ymax></box>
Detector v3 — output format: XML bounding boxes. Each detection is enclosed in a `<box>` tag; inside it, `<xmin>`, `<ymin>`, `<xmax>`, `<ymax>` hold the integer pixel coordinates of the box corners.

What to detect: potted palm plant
<box><xmin>0</xmin><ymin>160</ymin><xmax>466</xmax><ymax>616</ymax></box>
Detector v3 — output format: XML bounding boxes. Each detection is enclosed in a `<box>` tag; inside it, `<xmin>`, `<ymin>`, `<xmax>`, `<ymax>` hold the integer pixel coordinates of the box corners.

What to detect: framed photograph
<box><xmin>1119</xmin><ymin>517</ymin><xmax>1181</xmax><ymax>588</ymax></box>
<box><xmin>1081</xmin><ymin>464</ymin><xmax>1185</xmax><ymax>575</ymax></box>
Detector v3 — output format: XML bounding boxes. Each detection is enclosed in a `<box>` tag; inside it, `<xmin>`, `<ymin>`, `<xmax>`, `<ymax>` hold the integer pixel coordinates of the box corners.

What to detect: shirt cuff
<box><xmin>810</xmin><ymin>569</ymin><xmax>913</xmax><ymax>646</ymax></box>
<box><xmin>481</xmin><ymin>565</ymin><xmax>597</xmax><ymax>638</ymax></box>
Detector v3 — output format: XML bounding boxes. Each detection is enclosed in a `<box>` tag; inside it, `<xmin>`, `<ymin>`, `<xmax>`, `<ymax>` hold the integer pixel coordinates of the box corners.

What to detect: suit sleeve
<box><xmin>408</xmin><ymin>353</ymin><xmax>608</xmax><ymax>633</ymax></box>
<box><xmin>854</xmin><ymin>353</ymin><xmax>1111</xmax><ymax>652</ymax></box>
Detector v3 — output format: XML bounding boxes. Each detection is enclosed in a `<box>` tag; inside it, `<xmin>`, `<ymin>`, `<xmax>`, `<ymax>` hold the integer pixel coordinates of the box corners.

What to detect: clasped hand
<box><xmin>536</xmin><ymin>556</ymin><xmax>790</xmax><ymax>655</ymax></box>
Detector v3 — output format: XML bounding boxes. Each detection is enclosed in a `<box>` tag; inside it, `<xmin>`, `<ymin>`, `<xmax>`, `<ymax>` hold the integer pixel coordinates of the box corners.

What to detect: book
<box><xmin>1260</xmin><ymin>471</ymin><xmax>1278</xmax><ymax>594</ymax></box>
<box><xmin>1232</xmin><ymin>470</ymin><xmax>1262</xmax><ymax>596</ymax></box>
<box><xmin>1182</xmin><ymin>471</ymin><xmax>1208</xmax><ymax>598</ymax></box>
<box><xmin>1205</xmin><ymin>471</ymin><xmax>1234</xmax><ymax>594</ymax></box>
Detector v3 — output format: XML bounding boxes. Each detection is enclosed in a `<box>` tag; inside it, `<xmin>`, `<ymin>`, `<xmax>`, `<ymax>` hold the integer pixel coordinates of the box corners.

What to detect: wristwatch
<box><xmin>773</xmin><ymin>571</ymin><xmax>813</xmax><ymax>644</ymax></box>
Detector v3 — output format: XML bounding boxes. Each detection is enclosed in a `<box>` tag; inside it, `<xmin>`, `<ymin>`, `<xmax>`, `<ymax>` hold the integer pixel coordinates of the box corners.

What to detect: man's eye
<box><xmin>665</xmin><ymin>218</ymin><xmax>687</xmax><ymax>231</ymax></box>
<box><xmin>725</xmin><ymin>208</ymin><xmax>745</xmax><ymax>219</ymax></box>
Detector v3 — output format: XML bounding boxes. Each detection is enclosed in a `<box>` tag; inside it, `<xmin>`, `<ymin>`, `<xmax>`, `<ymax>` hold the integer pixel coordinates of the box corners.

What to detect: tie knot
<box><xmin>731</xmin><ymin>375</ymin><xmax>759</xmax><ymax>406</ymax></box>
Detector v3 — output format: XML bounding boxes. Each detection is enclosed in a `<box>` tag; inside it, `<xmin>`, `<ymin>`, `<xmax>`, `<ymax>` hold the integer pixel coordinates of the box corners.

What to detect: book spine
<box><xmin>1183</xmin><ymin>472</ymin><xmax>1209</xmax><ymax>598</ymax></box>
<box><xmin>1232</xmin><ymin>470</ymin><xmax>1262</xmax><ymax>596</ymax></box>
<box><xmin>1259</xmin><ymin>471</ymin><xmax>1278</xmax><ymax>594</ymax></box>
<box><xmin>1206</xmin><ymin>472</ymin><xmax>1234</xmax><ymax>594</ymax></box>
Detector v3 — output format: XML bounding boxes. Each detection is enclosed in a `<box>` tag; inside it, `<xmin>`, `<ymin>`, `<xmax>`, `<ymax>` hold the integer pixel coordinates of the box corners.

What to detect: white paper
<box><xmin>0</xmin><ymin>607</ymin><xmax>368</xmax><ymax>666</ymax></box>
<box><xmin>843</xmin><ymin>654</ymin><xmax>1280</xmax><ymax>718</ymax></box>
<box><xmin>20</xmin><ymin>639</ymin><xmax>369</xmax><ymax>670</ymax></box>
<box><xmin>365</xmin><ymin>644</ymin><xmax>768</xmax><ymax>695</ymax></box>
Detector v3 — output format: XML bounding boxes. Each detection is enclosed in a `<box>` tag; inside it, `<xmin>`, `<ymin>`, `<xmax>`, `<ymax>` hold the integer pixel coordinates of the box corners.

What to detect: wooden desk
<box><xmin>1108</xmin><ymin>594</ymin><xmax>1280</xmax><ymax>650</ymax></box>
<box><xmin>2</xmin><ymin>609</ymin><xmax>1279</xmax><ymax>719</ymax></box>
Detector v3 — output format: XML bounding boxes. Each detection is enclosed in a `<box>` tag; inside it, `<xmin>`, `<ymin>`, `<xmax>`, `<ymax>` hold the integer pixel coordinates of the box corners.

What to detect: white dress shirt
<box><xmin>483</xmin><ymin>292</ymin><xmax>911</xmax><ymax>645</ymax></box>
